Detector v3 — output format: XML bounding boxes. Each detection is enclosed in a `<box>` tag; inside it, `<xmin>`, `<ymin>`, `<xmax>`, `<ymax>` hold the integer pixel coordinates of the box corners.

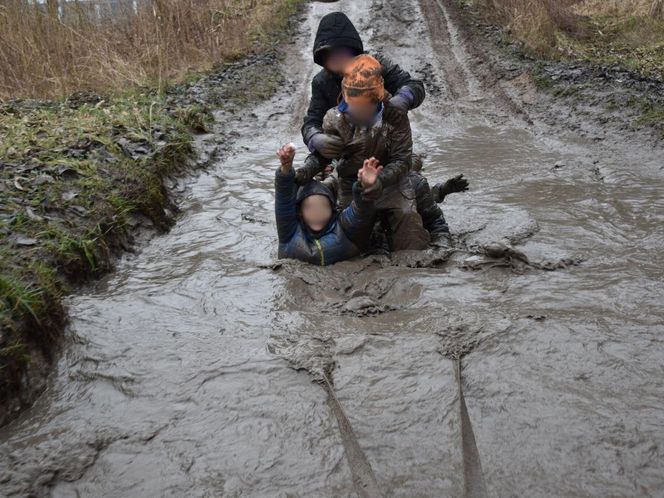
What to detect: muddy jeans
<box><xmin>338</xmin><ymin>176</ymin><xmax>430</xmax><ymax>251</ymax></box>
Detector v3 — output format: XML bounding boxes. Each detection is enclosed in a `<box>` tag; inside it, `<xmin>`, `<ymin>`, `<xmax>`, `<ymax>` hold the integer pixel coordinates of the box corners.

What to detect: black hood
<box><xmin>296</xmin><ymin>179</ymin><xmax>336</xmax><ymax>208</ymax></box>
<box><xmin>296</xmin><ymin>180</ymin><xmax>337</xmax><ymax>237</ymax></box>
<box><xmin>313</xmin><ymin>12</ymin><xmax>364</xmax><ymax>67</ymax></box>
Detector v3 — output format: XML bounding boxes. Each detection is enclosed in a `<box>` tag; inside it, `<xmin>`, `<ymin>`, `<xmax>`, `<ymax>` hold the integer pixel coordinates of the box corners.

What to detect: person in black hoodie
<box><xmin>302</xmin><ymin>12</ymin><xmax>425</xmax><ymax>156</ymax></box>
<box><xmin>300</xmin><ymin>12</ymin><xmax>467</xmax><ymax>246</ymax></box>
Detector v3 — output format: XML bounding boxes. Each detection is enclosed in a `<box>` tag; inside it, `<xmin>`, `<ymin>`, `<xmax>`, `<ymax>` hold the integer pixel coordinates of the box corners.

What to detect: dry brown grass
<box><xmin>473</xmin><ymin>0</ymin><xmax>664</xmax><ymax>78</ymax></box>
<box><xmin>574</xmin><ymin>0</ymin><xmax>653</xmax><ymax>17</ymax></box>
<box><xmin>0</xmin><ymin>0</ymin><xmax>298</xmax><ymax>99</ymax></box>
<box><xmin>476</xmin><ymin>0</ymin><xmax>588</xmax><ymax>53</ymax></box>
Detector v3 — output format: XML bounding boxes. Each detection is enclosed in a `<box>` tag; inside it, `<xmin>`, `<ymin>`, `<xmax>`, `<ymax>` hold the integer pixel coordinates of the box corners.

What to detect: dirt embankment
<box><xmin>0</xmin><ymin>4</ymin><xmax>307</xmax><ymax>427</ymax></box>
<box><xmin>440</xmin><ymin>0</ymin><xmax>664</xmax><ymax>142</ymax></box>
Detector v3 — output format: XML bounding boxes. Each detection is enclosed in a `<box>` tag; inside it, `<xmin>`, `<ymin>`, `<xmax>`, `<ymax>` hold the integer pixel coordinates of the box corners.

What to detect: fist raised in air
<box><xmin>276</xmin><ymin>143</ymin><xmax>296</xmax><ymax>172</ymax></box>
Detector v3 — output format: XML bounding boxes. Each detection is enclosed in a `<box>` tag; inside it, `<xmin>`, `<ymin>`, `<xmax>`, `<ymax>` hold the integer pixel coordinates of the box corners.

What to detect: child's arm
<box><xmin>376</xmin><ymin>53</ymin><xmax>426</xmax><ymax>111</ymax></box>
<box><xmin>339</xmin><ymin>159</ymin><xmax>381</xmax><ymax>244</ymax></box>
<box><xmin>380</xmin><ymin>107</ymin><xmax>413</xmax><ymax>187</ymax></box>
<box><xmin>302</xmin><ymin>79</ymin><xmax>344</xmax><ymax>159</ymax></box>
<box><xmin>274</xmin><ymin>144</ymin><xmax>298</xmax><ymax>243</ymax></box>
<box><xmin>294</xmin><ymin>152</ymin><xmax>326</xmax><ymax>186</ymax></box>
<box><xmin>301</xmin><ymin>77</ymin><xmax>328</xmax><ymax>146</ymax></box>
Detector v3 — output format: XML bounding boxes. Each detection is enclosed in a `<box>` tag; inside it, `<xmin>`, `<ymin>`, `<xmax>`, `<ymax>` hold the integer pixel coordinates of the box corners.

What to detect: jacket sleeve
<box><xmin>274</xmin><ymin>167</ymin><xmax>299</xmax><ymax>243</ymax></box>
<box><xmin>301</xmin><ymin>75</ymin><xmax>330</xmax><ymax>146</ymax></box>
<box><xmin>376</xmin><ymin>53</ymin><xmax>426</xmax><ymax>109</ymax></box>
<box><xmin>339</xmin><ymin>181</ymin><xmax>375</xmax><ymax>245</ymax></box>
<box><xmin>378</xmin><ymin>106</ymin><xmax>413</xmax><ymax>188</ymax></box>
<box><xmin>294</xmin><ymin>152</ymin><xmax>326</xmax><ymax>186</ymax></box>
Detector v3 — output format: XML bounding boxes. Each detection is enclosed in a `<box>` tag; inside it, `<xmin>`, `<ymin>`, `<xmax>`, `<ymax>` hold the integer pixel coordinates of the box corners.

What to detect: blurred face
<box><xmin>301</xmin><ymin>195</ymin><xmax>332</xmax><ymax>232</ymax></box>
<box><xmin>324</xmin><ymin>47</ymin><xmax>356</xmax><ymax>75</ymax></box>
<box><xmin>347</xmin><ymin>101</ymin><xmax>380</xmax><ymax>126</ymax></box>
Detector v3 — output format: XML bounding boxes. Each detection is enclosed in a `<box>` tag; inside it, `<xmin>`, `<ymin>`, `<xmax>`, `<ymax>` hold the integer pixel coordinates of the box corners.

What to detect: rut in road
<box><xmin>2</xmin><ymin>0</ymin><xmax>664</xmax><ymax>497</ymax></box>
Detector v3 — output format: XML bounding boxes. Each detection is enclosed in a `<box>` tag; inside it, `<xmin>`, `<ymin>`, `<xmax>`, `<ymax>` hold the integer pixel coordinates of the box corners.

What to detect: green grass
<box><xmin>0</xmin><ymin>0</ymin><xmax>307</xmax><ymax>420</ymax></box>
<box><xmin>0</xmin><ymin>93</ymin><xmax>193</xmax><ymax>404</ymax></box>
<box><xmin>633</xmin><ymin>95</ymin><xmax>664</xmax><ymax>131</ymax></box>
<box><xmin>556</xmin><ymin>14</ymin><xmax>664</xmax><ymax>81</ymax></box>
<box><xmin>0</xmin><ymin>259</ymin><xmax>63</xmax><ymax>387</ymax></box>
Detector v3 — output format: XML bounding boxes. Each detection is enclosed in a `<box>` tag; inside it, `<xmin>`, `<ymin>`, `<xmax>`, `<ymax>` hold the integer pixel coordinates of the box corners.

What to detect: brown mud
<box><xmin>1</xmin><ymin>0</ymin><xmax>664</xmax><ymax>496</ymax></box>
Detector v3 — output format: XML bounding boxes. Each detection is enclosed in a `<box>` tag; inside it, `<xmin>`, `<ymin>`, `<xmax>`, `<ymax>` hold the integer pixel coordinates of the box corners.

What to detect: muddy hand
<box><xmin>358</xmin><ymin>157</ymin><xmax>383</xmax><ymax>189</ymax></box>
<box><xmin>360</xmin><ymin>157</ymin><xmax>384</xmax><ymax>200</ymax></box>
<box><xmin>276</xmin><ymin>143</ymin><xmax>296</xmax><ymax>172</ymax></box>
<box><xmin>442</xmin><ymin>174</ymin><xmax>469</xmax><ymax>195</ymax></box>
<box><xmin>433</xmin><ymin>174</ymin><xmax>469</xmax><ymax>203</ymax></box>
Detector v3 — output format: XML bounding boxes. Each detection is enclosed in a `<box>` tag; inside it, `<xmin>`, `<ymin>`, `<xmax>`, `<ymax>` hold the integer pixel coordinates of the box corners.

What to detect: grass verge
<box><xmin>0</xmin><ymin>0</ymin><xmax>305</xmax><ymax>424</ymax></box>
<box><xmin>467</xmin><ymin>0</ymin><xmax>664</xmax><ymax>81</ymax></box>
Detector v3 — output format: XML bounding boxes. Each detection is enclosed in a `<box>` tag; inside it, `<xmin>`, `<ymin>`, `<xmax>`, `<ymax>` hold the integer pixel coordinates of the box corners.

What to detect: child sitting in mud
<box><xmin>300</xmin><ymin>11</ymin><xmax>467</xmax><ymax>246</ymax></box>
<box><xmin>296</xmin><ymin>54</ymin><xmax>432</xmax><ymax>251</ymax></box>
<box><xmin>275</xmin><ymin>143</ymin><xmax>381</xmax><ymax>266</ymax></box>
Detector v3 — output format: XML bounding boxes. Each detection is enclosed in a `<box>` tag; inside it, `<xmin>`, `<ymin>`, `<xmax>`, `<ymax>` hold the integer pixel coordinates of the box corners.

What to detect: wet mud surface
<box><xmin>2</xmin><ymin>0</ymin><xmax>664</xmax><ymax>496</ymax></box>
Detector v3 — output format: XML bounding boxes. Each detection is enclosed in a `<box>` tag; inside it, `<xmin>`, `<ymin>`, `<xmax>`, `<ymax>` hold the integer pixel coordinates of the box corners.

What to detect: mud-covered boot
<box><xmin>429</xmin><ymin>228</ymin><xmax>453</xmax><ymax>249</ymax></box>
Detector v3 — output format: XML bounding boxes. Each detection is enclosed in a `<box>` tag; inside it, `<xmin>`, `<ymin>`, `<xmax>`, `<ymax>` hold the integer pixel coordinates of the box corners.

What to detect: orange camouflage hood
<box><xmin>341</xmin><ymin>54</ymin><xmax>385</xmax><ymax>105</ymax></box>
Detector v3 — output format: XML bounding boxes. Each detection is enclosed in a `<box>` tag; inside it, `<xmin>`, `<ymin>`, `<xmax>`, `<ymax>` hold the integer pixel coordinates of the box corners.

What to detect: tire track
<box><xmin>323</xmin><ymin>373</ymin><xmax>382</xmax><ymax>498</ymax></box>
<box><xmin>455</xmin><ymin>358</ymin><xmax>489</xmax><ymax>498</ymax></box>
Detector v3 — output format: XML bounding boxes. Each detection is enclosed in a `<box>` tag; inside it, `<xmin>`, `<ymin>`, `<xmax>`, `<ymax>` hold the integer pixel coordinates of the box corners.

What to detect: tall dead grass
<box><xmin>476</xmin><ymin>0</ymin><xmax>586</xmax><ymax>53</ymax></box>
<box><xmin>475</xmin><ymin>0</ymin><xmax>663</xmax><ymax>56</ymax></box>
<box><xmin>0</xmin><ymin>0</ymin><xmax>298</xmax><ymax>99</ymax></box>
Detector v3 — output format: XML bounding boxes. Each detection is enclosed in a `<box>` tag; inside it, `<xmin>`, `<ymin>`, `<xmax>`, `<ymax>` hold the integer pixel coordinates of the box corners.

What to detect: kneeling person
<box><xmin>302</xmin><ymin>54</ymin><xmax>430</xmax><ymax>251</ymax></box>
<box><xmin>275</xmin><ymin>143</ymin><xmax>380</xmax><ymax>266</ymax></box>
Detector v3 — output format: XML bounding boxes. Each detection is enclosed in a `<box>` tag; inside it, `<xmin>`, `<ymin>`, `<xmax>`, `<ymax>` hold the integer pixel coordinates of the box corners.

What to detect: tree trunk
<box><xmin>651</xmin><ymin>0</ymin><xmax>664</xmax><ymax>18</ymax></box>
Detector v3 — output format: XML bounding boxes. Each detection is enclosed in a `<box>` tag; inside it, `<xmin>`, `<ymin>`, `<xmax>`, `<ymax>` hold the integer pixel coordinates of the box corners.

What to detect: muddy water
<box><xmin>2</xmin><ymin>0</ymin><xmax>664</xmax><ymax>496</ymax></box>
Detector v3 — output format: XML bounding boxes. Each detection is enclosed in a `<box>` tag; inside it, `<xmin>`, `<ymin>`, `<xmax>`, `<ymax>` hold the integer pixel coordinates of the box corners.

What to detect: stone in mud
<box><xmin>25</xmin><ymin>207</ymin><xmax>43</xmax><ymax>221</ymax></box>
<box><xmin>33</xmin><ymin>174</ymin><xmax>55</xmax><ymax>186</ymax></box>
<box><xmin>14</xmin><ymin>236</ymin><xmax>38</xmax><ymax>246</ymax></box>
<box><xmin>68</xmin><ymin>205</ymin><xmax>88</xmax><ymax>217</ymax></box>
<box><xmin>61</xmin><ymin>190</ymin><xmax>78</xmax><ymax>201</ymax></box>
<box><xmin>482</xmin><ymin>242</ymin><xmax>529</xmax><ymax>263</ymax></box>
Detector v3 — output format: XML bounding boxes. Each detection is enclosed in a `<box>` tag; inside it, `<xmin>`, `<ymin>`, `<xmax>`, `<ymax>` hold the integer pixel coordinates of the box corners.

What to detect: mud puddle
<box><xmin>2</xmin><ymin>0</ymin><xmax>664</xmax><ymax>496</ymax></box>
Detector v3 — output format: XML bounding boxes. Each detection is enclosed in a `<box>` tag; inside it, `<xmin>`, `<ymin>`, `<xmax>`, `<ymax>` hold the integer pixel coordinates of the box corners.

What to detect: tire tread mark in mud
<box><xmin>420</xmin><ymin>0</ymin><xmax>532</xmax><ymax>122</ymax></box>
<box><xmin>322</xmin><ymin>374</ymin><xmax>382</xmax><ymax>498</ymax></box>
<box><xmin>455</xmin><ymin>358</ymin><xmax>489</xmax><ymax>498</ymax></box>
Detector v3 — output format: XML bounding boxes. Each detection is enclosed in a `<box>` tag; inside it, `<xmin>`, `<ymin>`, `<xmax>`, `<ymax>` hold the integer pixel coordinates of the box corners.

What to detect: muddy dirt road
<box><xmin>2</xmin><ymin>0</ymin><xmax>664</xmax><ymax>496</ymax></box>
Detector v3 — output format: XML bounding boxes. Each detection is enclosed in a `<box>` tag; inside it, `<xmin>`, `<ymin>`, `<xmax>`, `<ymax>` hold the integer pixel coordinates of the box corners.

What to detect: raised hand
<box><xmin>358</xmin><ymin>157</ymin><xmax>383</xmax><ymax>189</ymax></box>
<box><xmin>432</xmin><ymin>174</ymin><xmax>470</xmax><ymax>203</ymax></box>
<box><xmin>276</xmin><ymin>143</ymin><xmax>296</xmax><ymax>172</ymax></box>
<box><xmin>442</xmin><ymin>174</ymin><xmax>469</xmax><ymax>195</ymax></box>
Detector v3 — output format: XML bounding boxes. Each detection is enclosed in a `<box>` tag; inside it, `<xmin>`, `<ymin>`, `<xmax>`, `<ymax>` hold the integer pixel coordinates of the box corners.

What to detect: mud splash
<box><xmin>2</xmin><ymin>0</ymin><xmax>664</xmax><ymax>496</ymax></box>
